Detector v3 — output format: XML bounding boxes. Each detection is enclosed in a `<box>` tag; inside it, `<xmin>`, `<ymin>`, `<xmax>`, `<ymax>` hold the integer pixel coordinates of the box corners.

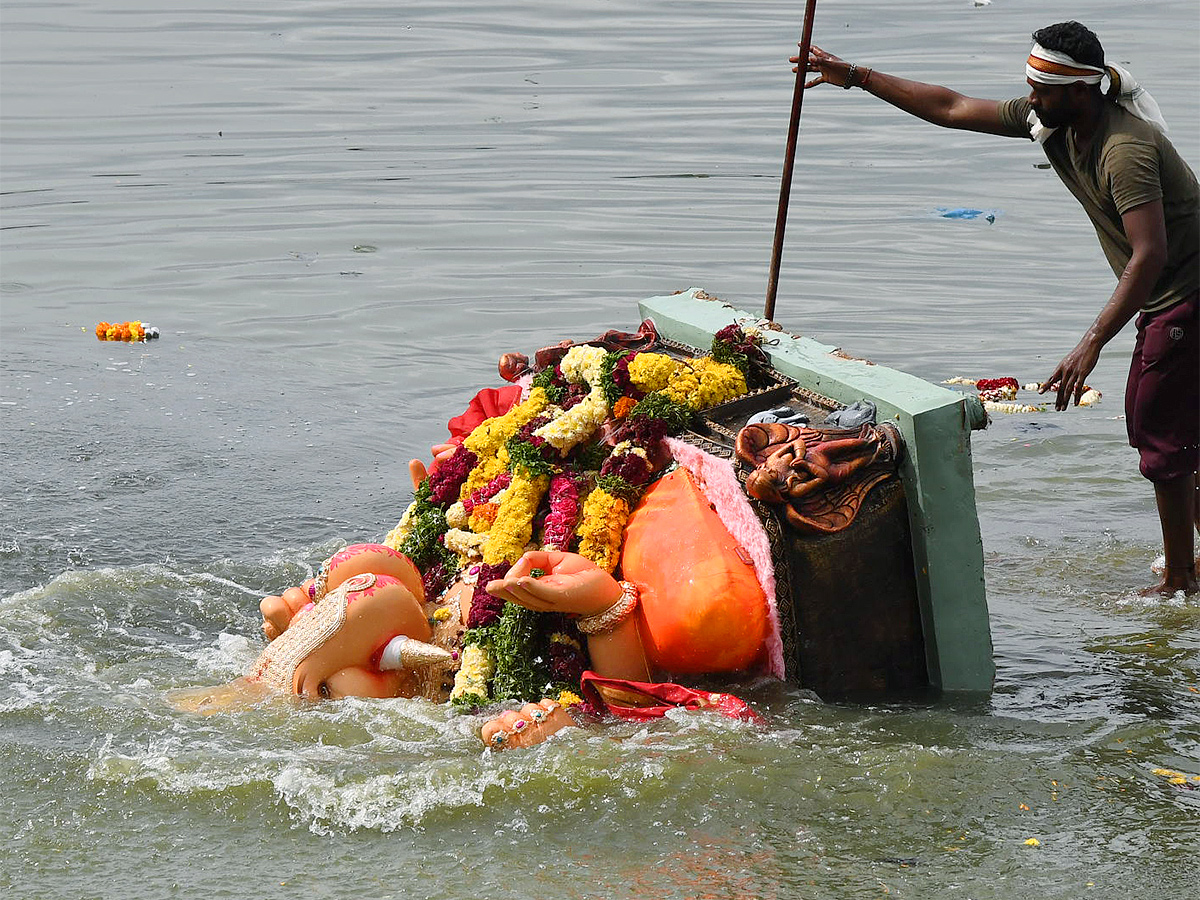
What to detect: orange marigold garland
<box><xmin>612</xmin><ymin>396</ymin><xmax>637</xmax><ymax>419</ymax></box>
<box><xmin>95</xmin><ymin>321</ymin><xmax>160</xmax><ymax>342</ymax></box>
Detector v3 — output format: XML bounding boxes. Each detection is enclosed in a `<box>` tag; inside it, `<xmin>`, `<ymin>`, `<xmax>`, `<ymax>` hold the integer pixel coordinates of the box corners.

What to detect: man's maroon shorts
<box><xmin>1125</xmin><ymin>291</ymin><xmax>1200</xmax><ymax>483</ymax></box>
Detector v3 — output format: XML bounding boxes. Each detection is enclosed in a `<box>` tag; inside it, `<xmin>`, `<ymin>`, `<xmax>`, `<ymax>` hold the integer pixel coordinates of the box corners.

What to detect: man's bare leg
<box><xmin>1142</xmin><ymin>472</ymin><xmax>1199</xmax><ymax>595</ymax></box>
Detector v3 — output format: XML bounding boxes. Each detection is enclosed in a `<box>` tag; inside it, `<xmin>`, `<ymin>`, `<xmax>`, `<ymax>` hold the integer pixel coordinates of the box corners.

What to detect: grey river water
<box><xmin>2</xmin><ymin>1</ymin><xmax>1198</xmax><ymax>898</ymax></box>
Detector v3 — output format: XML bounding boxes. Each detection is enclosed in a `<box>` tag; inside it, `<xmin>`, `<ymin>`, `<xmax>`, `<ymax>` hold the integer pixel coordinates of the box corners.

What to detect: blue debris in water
<box><xmin>936</xmin><ymin>207</ymin><xmax>999</xmax><ymax>223</ymax></box>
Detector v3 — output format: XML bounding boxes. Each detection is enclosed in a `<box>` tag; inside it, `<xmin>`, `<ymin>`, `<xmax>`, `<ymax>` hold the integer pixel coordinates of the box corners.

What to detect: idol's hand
<box><xmin>480</xmin><ymin>699</ymin><xmax>576</xmax><ymax>751</ymax></box>
<box><xmin>485</xmin><ymin>550</ymin><xmax>621</xmax><ymax>617</ymax></box>
<box><xmin>408</xmin><ymin>458</ymin><xmax>427</xmax><ymax>491</ymax></box>
<box><xmin>430</xmin><ymin>442</ymin><xmax>457</xmax><ymax>464</ymax></box>
<box><xmin>410</xmin><ymin>442</ymin><xmax>461</xmax><ymax>488</ymax></box>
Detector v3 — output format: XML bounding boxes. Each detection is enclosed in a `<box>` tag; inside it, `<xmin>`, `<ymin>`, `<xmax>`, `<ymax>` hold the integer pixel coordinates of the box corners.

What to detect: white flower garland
<box><xmin>533</xmin><ymin>385</ymin><xmax>610</xmax><ymax>453</ymax></box>
<box><xmin>560</xmin><ymin>345</ymin><xmax>607</xmax><ymax>385</ymax></box>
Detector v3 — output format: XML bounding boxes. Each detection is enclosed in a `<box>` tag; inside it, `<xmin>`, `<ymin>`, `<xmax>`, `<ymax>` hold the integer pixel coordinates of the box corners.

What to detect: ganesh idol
<box><xmin>176</xmin><ymin>321</ymin><xmax>902</xmax><ymax>749</ymax></box>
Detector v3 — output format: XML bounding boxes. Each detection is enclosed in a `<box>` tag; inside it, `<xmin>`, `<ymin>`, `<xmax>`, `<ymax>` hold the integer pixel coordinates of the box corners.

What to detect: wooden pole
<box><xmin>764</xmin><ymin>0</ymin><xmax>819</xmax><ymax>322</ymax></box>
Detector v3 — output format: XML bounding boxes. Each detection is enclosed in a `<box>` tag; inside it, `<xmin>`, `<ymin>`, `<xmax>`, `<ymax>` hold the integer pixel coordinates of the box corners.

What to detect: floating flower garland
<box><xmin>95</xmin><ymin>321</ymin><xmax>160</xmax><ymax>342</ymax></box>
<box><xmin>976</xmin><ymin>377</ymin><xmax>1019</xmax><ymax>402</ymax></box>
<box><xmin>942</xmin><ymin>375</ymin><xmax>1102</xmax><ymax>412</ymax></box>
<box><xmin>982</xmin><ymin>401</ymin><xmax>1047</xmax><ymax>414</ymax></box>
<box><xmin>386</xmin><ymin>325</ymin><xmax>757</xmax><ymax>709</ymax></box>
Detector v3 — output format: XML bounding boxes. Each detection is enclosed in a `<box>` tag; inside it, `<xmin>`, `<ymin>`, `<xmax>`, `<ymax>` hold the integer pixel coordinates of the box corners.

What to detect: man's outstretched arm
<box><xmin>793</xmin><ymin>45</ymin><xmax>1027</xmax><ymax>138</ymax></box>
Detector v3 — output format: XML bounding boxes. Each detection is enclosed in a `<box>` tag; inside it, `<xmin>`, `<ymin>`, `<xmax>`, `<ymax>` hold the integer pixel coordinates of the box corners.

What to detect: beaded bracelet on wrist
<box><xmin>576</xmin><ymin>580</ymin><xmax>640</xmax><ymax>635</ymax></box>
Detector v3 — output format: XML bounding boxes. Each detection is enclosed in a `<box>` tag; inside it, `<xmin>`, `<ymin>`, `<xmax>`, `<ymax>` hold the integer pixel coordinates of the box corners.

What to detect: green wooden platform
<box><xmin>640</xmin><ymin>288</ymin><xmax>994</xmax><ymax>694</ymax></box>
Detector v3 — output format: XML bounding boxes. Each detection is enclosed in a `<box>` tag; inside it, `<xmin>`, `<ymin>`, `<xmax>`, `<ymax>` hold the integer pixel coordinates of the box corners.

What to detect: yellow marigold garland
<box><xmin>663</xmin><ymin>356</ymin><xmax>747</xmax><ymax>410</ymax></box>
<box><xmin>626</xmin><ymin>353</ymin><xmax>746</xmax><ymax>410</ymax></box>
<box><xmin>459</xmin><ymin>445</ymin><xmax>510</xmax><ymax>507</ymax></box>
<box><xmin>463</xmin><ymin>386</ymin><xmax>549</xmax><ymax>458</ymax></box>
<box><xmin>383</xmin><ymin>501</ymin><xmax>417</xmax><ymax>551</ymax></box>
<box><xmin>626</xmin><ymin>352</ymin><xmax>678</xmax><ymax>393</ymax></box>
<box><xmin>575</xmin><ymin>486</ymin><xmax>630</xmax><ymax>573</ymax></box>
<box><xmin>449</xmin><ymin>643</ymin><xmax>495</xmax><ymax>704</ymax></box>
<box><xmin>482</xmin><ymin>471</ymin><xmax>550</xmax><ymax>565</ymax></box>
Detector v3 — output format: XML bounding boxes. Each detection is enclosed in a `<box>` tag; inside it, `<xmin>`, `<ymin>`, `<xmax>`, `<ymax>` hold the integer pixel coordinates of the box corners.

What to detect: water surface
<box><xmin>3</xmin><ymin>1</ymin><xmax>1198</xmax><ymax>898</ymax></box>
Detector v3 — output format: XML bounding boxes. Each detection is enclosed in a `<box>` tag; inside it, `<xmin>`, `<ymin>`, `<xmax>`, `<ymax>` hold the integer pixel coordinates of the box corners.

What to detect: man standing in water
<box><xmin>796</xmin><ymin>21</ymin><xmax>1198</xmax><ymax>595</ymax></box>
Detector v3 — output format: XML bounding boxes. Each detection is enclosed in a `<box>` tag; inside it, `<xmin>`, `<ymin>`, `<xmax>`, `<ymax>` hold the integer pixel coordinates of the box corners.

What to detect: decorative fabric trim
<box><xmin>580</xmin><ymin>671</ymin><xmax>763</xmax><ymax>723</ymax></box>
<box><xmin>248</xmin><ymin>586</ymin><xmax>349</xmax><ymax>692</ymax></box>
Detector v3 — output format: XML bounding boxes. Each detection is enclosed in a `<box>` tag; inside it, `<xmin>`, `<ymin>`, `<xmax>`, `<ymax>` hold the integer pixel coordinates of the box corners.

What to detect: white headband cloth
<box><xmin>1026</xmin><ymin>43</ymin><xmax>1105</xmax><ymax>84</ymax></box>
<box><xmin>1024</xmin><ymin>42</ymin><xmax>1168</xmax><ymax>136</ymax></box>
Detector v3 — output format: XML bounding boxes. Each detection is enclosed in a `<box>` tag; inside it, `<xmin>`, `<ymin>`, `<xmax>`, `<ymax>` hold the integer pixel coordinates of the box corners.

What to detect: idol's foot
<box><xmin>480</xmin><ymin>699</ymin><xmax>576</xmax><ymax>750</ymax></box>
<box><xmin>1139</xmin><ymin>565</ymin><xmax>1199</xmax><ymax>597</ymax></box>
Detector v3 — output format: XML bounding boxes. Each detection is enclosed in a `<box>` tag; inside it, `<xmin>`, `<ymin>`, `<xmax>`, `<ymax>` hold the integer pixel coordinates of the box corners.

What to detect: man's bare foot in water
<box><xmin>1140</xmin><ymin>564</ymin><xmax>1199</xmax><ymax>597</ymax></box>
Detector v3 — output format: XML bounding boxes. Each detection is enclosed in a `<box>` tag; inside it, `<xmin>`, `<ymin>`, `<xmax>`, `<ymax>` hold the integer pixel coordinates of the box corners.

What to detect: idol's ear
<box><xmin>378</xmin><ymin>636</ymin><xmax>454</xmax><ymax>671</ymax></box>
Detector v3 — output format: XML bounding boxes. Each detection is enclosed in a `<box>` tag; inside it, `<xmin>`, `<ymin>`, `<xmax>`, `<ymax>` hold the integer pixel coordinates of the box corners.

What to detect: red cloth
<box><xmin>446</xmin><ymin>385</ymin><xmax>524</xmax><ymax>443</ymax></box>
<box><xmin>580</xmin><ymin>671</ymin><xmax>762</xmax><ymax>724</ymax></box>
<box><xmin>427</xmin><ymin>384</ymin><xmax>523</xmax><ymax>477</ymax></box>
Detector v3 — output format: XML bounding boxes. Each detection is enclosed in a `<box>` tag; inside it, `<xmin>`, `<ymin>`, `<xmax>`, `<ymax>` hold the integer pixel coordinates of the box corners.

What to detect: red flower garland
<box><xmin>428</xmin><ymin>445</ymin><xmax>478</xmax><ymax>505</ymax></box>
<box><xmin>541</xmin><ymin>473</ymin><xmax>582</xmax><ymax>550</ymax></box>
<box><xmin>976</xmin><ymin>377</ymin><xmax>1019</xmax><ymax>393</ymax></box>
<box><xmin>467</xmin><ymin>562</ymin><xmax>512</xmax><ymax>628</ymax></box>
<box><xmin>463</xmin><ymin>472</ymin><xmax>513</xmax><ymax>513</ymax></box>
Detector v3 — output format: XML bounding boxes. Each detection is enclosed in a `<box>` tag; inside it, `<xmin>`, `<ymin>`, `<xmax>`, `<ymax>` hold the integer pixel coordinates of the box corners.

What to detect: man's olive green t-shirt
<box><xmin>999</xmin><ymin>97</ymin><xmax>1199</xmax><ymax>313</ymax></box>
